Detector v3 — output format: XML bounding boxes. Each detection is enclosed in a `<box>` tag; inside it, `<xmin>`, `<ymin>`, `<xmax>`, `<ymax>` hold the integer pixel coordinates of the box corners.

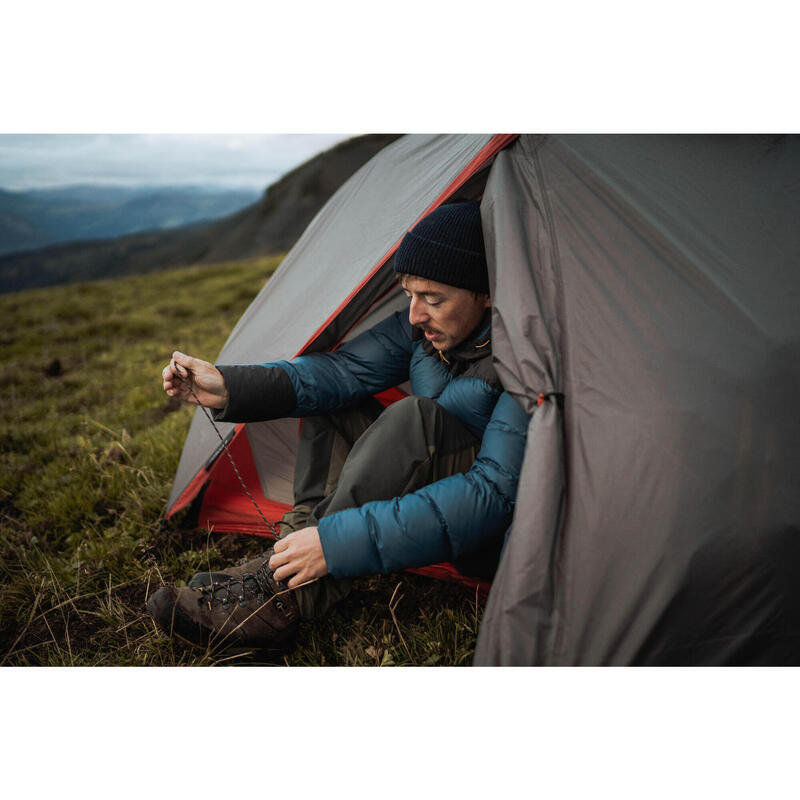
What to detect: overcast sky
<box><xmin>0</xmin><ymin>134</ymin><xmax>354</xmax><ymax>191</ymax></box>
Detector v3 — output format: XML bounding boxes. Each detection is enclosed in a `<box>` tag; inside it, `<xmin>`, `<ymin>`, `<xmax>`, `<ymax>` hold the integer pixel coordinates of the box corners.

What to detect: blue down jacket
<box><xmin>219</xmin><ymin>310</ymin><xmax>530</xmax><ymax>578</ymax></box>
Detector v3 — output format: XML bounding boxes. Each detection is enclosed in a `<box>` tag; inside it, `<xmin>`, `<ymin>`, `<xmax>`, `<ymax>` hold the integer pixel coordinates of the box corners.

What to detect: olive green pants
<box><xmin>278</xmin><ymin>395</ymin><xmax>487</xmax><ymax>619</ymax></box>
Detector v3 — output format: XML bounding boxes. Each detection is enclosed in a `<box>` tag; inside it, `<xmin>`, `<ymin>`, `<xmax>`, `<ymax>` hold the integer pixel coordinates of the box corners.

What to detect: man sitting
<box><xmin>147</xmin><ymin>201</ymin><xmax>529</xmax><ymax>650</ymax></box>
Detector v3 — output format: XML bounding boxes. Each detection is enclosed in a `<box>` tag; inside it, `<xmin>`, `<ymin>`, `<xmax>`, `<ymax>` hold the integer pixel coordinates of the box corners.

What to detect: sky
<box><xmin>0</xmin><ymin>134</ymin><xmax>354</xmax><ymax>191</ymax></box>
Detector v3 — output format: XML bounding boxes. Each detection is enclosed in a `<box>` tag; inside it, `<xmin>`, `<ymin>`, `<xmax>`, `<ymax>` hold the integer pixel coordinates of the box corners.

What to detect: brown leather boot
<box><xmin>186</xmin><ymin>551</ymin><xmax>271</xmax><ymax>590</ymax></box>
<box><xmin>147</xmin><ymin>551</ymin><xmax>299</xmax><ymax>650</ymax></box>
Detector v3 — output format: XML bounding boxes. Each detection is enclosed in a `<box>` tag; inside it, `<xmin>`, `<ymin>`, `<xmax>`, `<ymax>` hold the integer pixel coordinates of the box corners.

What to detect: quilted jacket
<box><xmin>215</xmin><ymin>310</ymin><xmax>530</xmax><ymax>578</ymax></box>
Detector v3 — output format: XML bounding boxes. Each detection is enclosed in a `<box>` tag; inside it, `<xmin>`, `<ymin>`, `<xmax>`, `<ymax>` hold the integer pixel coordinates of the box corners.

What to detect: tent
<box><xmin>166</xmin><ymin>134</ymin><xmax>800</xmax><ymax>665</ymax></box>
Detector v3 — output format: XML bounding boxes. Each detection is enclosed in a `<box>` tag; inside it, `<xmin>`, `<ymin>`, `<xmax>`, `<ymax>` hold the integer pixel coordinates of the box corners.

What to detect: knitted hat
<box><xmin>393</xmin><ymin>201</ymin><xmax>489</xmax><ymax>295</ymax></box>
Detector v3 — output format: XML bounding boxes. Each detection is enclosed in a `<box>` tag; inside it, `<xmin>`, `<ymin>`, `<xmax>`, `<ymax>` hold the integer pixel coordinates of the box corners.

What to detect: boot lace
<box><xmin>197</xmin><ymin>559</ymin><xmax>287</xmax><ymax>614</ymax></box>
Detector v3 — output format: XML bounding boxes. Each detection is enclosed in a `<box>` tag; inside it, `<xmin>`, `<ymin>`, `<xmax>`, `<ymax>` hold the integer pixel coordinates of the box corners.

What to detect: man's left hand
<box><xmin>269</xmin><ymin>527</ymin><xmax>328</xmax><ymax>588</ymax></box>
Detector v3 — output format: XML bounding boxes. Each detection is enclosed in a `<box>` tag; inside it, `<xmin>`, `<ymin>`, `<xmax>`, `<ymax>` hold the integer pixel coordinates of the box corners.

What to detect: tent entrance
<box><xmin>167</xmin><ymin>135</ymin><xmax>517</xmax><ymax>598</ymax></box>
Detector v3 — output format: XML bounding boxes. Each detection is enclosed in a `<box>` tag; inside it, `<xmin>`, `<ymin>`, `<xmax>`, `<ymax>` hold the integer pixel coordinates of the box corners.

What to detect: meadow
<box><xmin>0</xmin><ymin>257</ymin><xmax>483</xmax><ymax>666</ymax></box>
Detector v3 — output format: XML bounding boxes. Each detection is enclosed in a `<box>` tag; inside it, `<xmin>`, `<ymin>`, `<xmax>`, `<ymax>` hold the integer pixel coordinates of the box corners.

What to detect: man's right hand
<box><xmin>162</xmin><ymin>351</ymin><xmax>229</xmax><ymax>409</ymax></box>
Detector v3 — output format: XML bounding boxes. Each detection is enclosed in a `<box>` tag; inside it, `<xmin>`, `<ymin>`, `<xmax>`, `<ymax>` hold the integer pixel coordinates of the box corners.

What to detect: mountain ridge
<box><xmin>0</xmin><ymin>185</ymin><xmax>260</xmax><ymax>257</ymax></box>
<box><xmin>0</xmin><ymin>134</ymin><xmax>402</xmax><ymax>295</ymax></box>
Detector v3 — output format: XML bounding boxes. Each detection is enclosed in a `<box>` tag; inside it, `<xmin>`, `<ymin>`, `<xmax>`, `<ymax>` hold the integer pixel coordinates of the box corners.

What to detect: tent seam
<box><xmin>532</xmin><ymin>136</ymin><xmax>571</xmax><ymax>662</ymax></box>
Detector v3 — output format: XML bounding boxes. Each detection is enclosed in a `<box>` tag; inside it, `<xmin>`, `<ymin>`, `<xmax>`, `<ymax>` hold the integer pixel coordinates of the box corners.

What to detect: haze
<box><xmin>0</xmin><ymin>134</ymin><xmax>353</xmax><ymax>191</ymax></box>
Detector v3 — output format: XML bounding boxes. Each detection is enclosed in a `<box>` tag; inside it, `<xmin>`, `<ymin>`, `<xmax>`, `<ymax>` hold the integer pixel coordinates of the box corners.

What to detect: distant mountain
<box><xmin>0</xmin><ymin>185</ymin><xmax>260</xmax><ymax>256</ymax></box>
<box><xmin>0</xmin><ymin>134</ymin><xmax>402</xmax><ymax>294</ymax></box>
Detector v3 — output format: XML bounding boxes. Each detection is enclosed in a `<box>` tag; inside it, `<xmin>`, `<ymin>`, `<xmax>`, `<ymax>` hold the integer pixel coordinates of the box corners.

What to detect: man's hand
<box><xmin>269</xmin><ymin>527</ymin><xmax>329</xmax><ymax>588</ymax></box>
<box><xmin>162</xmin><ymin>351</ymin><xmax>229</xmax><ymax>409</ymax></box>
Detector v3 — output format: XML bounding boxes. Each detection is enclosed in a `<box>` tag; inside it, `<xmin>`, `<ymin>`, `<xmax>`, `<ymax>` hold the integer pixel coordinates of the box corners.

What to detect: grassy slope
<box><xmin>0</xmin><ymin>258</ymin><xmax>483</xmax><ymax>666</ymax></box>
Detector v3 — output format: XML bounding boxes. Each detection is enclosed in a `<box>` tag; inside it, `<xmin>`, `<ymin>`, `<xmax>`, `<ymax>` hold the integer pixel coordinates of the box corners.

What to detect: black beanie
<box><xmin>393</xmin><ymin>201</ymin><xmax>489</xmax><ymax>295</ymax></box>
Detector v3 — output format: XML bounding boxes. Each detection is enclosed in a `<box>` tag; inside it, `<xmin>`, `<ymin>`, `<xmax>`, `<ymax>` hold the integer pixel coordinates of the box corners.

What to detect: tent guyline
<box><xmin>171</xmin><ymin>359</ymin><xmax>280</xmax><ymax>539</ymax></box>
<box><xmin>168</xmin><ymin>360</ymin><xmax>322</xmax><ymax>606</ymax></box>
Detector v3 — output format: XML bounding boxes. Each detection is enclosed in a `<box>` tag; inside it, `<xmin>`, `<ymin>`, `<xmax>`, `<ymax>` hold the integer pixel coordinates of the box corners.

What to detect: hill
<box><xmin>0</xmin><ymin>259</ymin><xmax>481</xmax><ymax>666</ymax></box>
<box><xmin>0</xmin><ymin>185</ymin><xmax>259</xmax><ymax>256</ymax></box>
<box><xmin>0</xmin><ymin>134</ymin><xmax>402</xmax><ymax>295</ymax></box>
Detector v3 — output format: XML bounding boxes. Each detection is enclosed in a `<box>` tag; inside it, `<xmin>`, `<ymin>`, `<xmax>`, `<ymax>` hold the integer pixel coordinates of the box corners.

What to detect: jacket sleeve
<box><xmin>316</xmin><ymin>391</ymin><xmax>531</xmax><ymax>578</ymax></box>
<box><xmin>212</xmin><ymin>364</ymin><xmax>298</xmax><ymax>422</ymax></box>
<box><xmin>212</xmin><ymin>311</ymin><xmax>413</xmax><ymax>422</ymax></box>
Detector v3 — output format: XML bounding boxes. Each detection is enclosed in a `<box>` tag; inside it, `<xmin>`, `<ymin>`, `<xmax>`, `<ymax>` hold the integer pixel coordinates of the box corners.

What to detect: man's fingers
<box><xmin>272</xmin><ymin>537</ymin><xmax>289</xmax><ymax>553</ymax></box>
<box><xmin>163</xmin><ymin>366</ymin><xmax>186</xmax><ymax>393</ymax></box>
<box><xmin>272</xmin><ymin>560</ymin><xmax>316</xmax><ymax>586</ymax></box>
<box><xmin>268</xmin><ymin>528</ymin><xmax>324</xmax><ymax>586</ymax></box>
<box><xmin>272</xmin><ymin>563</ymin><xmax>295</xmax><ymax>583</ymax></box>
<box><xmin>171</xmin><ymin>358</ymin><xmax>190</xmax><ymax>381</ymax></box>
<box><xmin>163</xmin><ymin>363</ymin><xmax>181</xmax><ymax>383</ymax></box>
<box><xmin>163</xmin><ymin>359</ymin><xmax>190</xmax><ymax>386</ymax></box>
<box><xmin>269</xmin><ymin>548</ymin><xmax>289</xmax><ymax>568</ymax></box>
<box><xmin>173</xmin><ymin>351</ymin><xmax>202</xmax><ymax>378</ymax></box>
<box><xmin>286</xmin><ymin>574</ymin><xmax>304</xmax><ymax>589</ymax></box>
<box><xmin>268</xmin><ymin>546</ymin><xmax>291</xmax><ymax>576</ymax></box>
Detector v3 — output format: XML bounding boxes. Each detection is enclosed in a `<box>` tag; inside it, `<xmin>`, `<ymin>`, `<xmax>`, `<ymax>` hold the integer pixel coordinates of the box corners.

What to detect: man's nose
<box><xmin>408</xmin><ymin>297</ymin><xmax>428</xmax><ymax>327</ymax></box>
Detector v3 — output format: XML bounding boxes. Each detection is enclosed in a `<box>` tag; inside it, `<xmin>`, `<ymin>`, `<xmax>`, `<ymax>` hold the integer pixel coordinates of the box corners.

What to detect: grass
<box><xmin>0</xmin><ymin>257</ymin><xmax>485</xmax><ymax>666</ymax></box>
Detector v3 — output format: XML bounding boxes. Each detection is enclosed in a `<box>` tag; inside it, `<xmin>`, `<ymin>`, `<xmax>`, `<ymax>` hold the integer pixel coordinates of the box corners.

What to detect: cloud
<box><xmin>0</xmin><ymin>134</ymin><xmax>354</xmax><ymax>191</ymax></box>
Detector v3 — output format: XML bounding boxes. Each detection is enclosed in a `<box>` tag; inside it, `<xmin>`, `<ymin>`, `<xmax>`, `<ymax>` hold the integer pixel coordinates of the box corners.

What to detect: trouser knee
<box><xmin>380</xmin><ymin>395</ymin><xmax>437</xmax><ymax>419</ymax></box>
<box><xmin>367</xmin><ymin>395</ymin><xmax>439</xmax><ymax>441</ymax></box>
<box><xmin>374</xmin><ymin>395</ymin><xmax>479</xmax><ymax>457</ymax></box>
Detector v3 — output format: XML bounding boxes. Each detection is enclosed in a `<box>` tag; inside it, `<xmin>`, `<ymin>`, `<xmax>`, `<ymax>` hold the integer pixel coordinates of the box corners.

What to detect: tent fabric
<box><xmin>475</xmin><ymin>134</ymin><xmax>800</xmax><ymax>665</ymax></box>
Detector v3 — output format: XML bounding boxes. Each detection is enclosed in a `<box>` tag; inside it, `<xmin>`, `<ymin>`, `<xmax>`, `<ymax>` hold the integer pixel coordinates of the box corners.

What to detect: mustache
<box><xmin>416</xmin><ymin>324</ymin><xmax>441</xmax><ymax>334</ymax></box>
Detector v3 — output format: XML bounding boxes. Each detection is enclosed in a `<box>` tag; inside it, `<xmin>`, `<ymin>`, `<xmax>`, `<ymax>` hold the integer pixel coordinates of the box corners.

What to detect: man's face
<box><xmin>401</xmin><ymin>275</ymin><xmax>491</xmax><ymax>352</ymax></box>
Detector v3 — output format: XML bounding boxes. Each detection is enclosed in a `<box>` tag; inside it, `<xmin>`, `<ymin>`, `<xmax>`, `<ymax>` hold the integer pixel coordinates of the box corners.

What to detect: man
<box><xmin>147</xmin><ymin>201</ymin><xmax>529</xmax><ymax>651</ymax></box>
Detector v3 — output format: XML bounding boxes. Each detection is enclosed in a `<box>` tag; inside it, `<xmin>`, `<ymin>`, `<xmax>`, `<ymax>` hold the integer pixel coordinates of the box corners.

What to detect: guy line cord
<box><xmin>168</xmin><ymin>360</ymin><xmax>320</xmax><ymax>633</ymax></box>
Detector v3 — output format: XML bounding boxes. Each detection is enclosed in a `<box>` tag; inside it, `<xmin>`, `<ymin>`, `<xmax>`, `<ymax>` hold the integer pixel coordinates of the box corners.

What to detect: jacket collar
<box><xmin>417</xmin><ymin>309</ymin><xmax>492</xmax><ymax>365</ymax></box>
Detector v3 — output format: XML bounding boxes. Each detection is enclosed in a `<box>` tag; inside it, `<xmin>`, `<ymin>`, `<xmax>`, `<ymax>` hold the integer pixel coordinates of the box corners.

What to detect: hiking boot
<box><xmin>187</xmin><ymin>551</ymin><xmax>271</xmax><ymax>590</ymax></box>
<box><xmin>146</xmin><ymin>552</ymin><xmax>299</xmax><ymax>650</ymax></box>
<box><xmin>187</xmin><ymin>514</ymin><xmax>304</xmax><ymax>590</ymax></box>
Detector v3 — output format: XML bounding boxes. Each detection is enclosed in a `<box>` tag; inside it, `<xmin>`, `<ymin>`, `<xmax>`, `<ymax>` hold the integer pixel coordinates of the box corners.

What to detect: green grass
<box><xmin>0</xmin><ymin>258</ymin><xmax>484</xmax><ymax>666</ymax></box>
